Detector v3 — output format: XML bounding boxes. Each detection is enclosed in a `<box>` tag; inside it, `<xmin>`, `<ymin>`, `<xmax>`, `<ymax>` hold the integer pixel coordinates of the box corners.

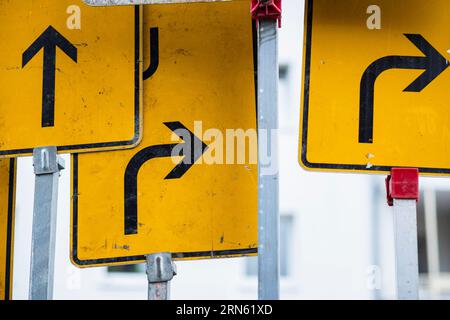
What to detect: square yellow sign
<box><xmin>300</xmin><ymin>0</ymin><xmax>450</xmax><ymax>175</ymax></box>
<box><xmin>0</xmin><ymin>1</ymin><xmax>142</xmax><ymax>157</ymax></box>
<box><xmin>71</xmin><ymin>1</ymin><xmax>257</xmax><ymax>267</ymax></box>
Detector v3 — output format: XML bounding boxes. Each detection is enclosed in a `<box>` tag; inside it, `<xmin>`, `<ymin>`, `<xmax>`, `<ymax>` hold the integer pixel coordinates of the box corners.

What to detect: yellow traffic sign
<box><xmin>0</xmin><ymin>1</ymin><xmax>142</xmax><ymax>157</ymax></box>
<box><xmin>300</xmin><ymin>0</ymin><xmax>450</xmax><ymax>175</ymax></box>
<box><xmin>0</xmin><ymin>159</ymin><xmax>16</xmax><ymax>300</ymax></box>
<box><xmin>71</xmin><ymin>1</ymin><xmax>257</xmax><ymax>267</ymax></box>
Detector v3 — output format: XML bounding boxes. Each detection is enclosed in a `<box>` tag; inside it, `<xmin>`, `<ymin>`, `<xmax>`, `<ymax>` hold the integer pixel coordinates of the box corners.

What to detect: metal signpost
<box><xmin>386</xmin><ymin>168</ymin><xmax>420</xmax><ymax>300</ymax></box>
<box><xmin>0</xmin><ymin>1</ymin><xmax>143</xmax><ymax>157</ymax></box>
<box><xmin>252</xmin><ymin>0</ymin><xmax>281</xmax><ymax>300</ymax></box>
<box><xmin>71</xmin><ymin>1</ymin><xmax>258</xmax><ymax>278</ymax></box>
<box><xmin>0</xmin><ymin>159</ymin><xmax>16</xmax><ymax>301</ymax></box>
<box><xmin>29</xmin><ymin>147</ymin><xmax>65</xmax><ymax>300</ymax></box>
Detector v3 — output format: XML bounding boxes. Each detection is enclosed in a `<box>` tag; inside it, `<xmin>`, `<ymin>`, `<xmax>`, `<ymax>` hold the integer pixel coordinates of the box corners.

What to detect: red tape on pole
<box><xmin>386</xmin><ymin>168</ymin><xmax>419</xmax><ymax>206</ymax></box>
<box><xmin>251</xmin><ymin>0</ymin><xmax>282</xmax><ymax>27</ymax></box>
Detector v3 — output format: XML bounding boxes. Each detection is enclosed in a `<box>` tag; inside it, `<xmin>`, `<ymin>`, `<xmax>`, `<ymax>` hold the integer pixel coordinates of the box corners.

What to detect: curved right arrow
<box><xmin>359</xmin><ymin>34</ymin><xmax>449</xmax><ymax>144</ymax></box>
<box><xmin>124</xmin><ymin>122</ymin><xmax>208</xmax><ymax>235</ymax></box>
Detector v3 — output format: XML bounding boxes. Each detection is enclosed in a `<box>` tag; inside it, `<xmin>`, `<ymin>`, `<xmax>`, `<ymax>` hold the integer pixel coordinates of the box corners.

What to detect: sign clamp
<box><xmin>146</xmin><ymin>253</ymin><xmax>177</xmax><ymax>300</ymax></box>
<box><xmin>385</xmin><ymin>167</ymin><xmax>420</xmax><ymax>300</ymax></box>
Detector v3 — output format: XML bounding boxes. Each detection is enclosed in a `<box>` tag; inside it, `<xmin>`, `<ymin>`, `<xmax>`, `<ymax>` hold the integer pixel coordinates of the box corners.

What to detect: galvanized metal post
<box><xmin>387</xmin><ymin>168</ymin><xmax>420</xmax><ymax>300</ymax></box>
<box><xmin>257</xmin><ymin>18</ymin><xmax>280</xmax><ymax>300</ymax></box>
<box><xmin>29</xmin><ymin>147</ymin><xmax>65</xmax><ymax>300</ymax></box>
<box><xmin>393</xmin><ymin>199</ymin><xmax>419</xmax><ymax>300</ymax></box>
<box><xmin>146</xmin><ymin>253</ymin><xmax>176</xmax><ymax>300</ymax></box>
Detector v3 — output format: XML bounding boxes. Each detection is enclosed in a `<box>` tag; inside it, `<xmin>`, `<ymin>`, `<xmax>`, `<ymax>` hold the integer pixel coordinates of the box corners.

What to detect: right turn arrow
<box><xmin>124</xmin><ymin>122</ymin><xmax>208</xmax><ymax>235</ymax></box>
<box><xmin>359</xmin><ymin>34</ymin><xmax>449</xmax><ymax>144</ymax></box>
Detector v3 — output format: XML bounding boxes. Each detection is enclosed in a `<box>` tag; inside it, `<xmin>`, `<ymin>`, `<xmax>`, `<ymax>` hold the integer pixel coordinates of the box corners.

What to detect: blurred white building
<box><xmin>11</xmin><ymin>0</ymin><xmax>450</xmax><ymax>300</ymax></box>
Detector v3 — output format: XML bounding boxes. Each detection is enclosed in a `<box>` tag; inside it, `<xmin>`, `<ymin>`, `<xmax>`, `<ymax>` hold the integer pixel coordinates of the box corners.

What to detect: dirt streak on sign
<box><xmin>0</xmin><ymin>159</ymin><xmax>16</xmax><ymax>300</ymax></box>
<box><xmin>71</xmin><ymin>1</ymin><xmax>257</xmax><ymax>267</ymax></box>
<box><xmin>300</xmin><ymin>0</ymin><xmax>450</xmax><ymax>175</ymax></box>
<box><xmin>0</xmin><ymin>1</ymin><xmax>142</xmax><ymax>157</ymax></box>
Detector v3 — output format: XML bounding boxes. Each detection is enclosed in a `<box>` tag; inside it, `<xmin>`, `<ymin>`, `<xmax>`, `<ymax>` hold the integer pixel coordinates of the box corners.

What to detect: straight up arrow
<box><xmin>23</xmin><ymin>26</ymin><xmax>78</xmax><ymax>127</ymax></box>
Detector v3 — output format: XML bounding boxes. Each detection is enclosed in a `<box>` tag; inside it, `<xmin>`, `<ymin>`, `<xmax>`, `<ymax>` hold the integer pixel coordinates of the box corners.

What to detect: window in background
<box><xmin>278</xmin><ymin>64</ymin><xmax>295</xmax><ymax>132</ymax></box>
<box><xmin>418</xmin><ymin>190</ymin><xmax>450</xmax><ymax>274</ymax></box>
<box><xmin>107</xmin><ymin>264</ymin><xmax>145</xmax><ymax>274</ymax></box>
<box><xmin>279</xmin><ymin>65</ymin><xmax>288</xmax><ymax>80</ymax></box>
<box><xmin>417</xmin><ymin>192</ymin><xmax>428</xmax><ymax>274</ymax></box>
<box><xmin>435</xmin><ymin>191</ymin><xmax>450</xmax><ymax>273</ymax></box>
<box><xmin>417</xmin><ymin>189</ymin><xmax>450</xmax><ymax>299</ymax></box>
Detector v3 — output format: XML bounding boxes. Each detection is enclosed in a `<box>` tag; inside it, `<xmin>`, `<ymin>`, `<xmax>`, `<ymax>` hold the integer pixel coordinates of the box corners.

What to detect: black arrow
<box><xmin>359</xmin><ymin>34</ymin><xmax>448</xmax><ymax>143</ymax></box>
<box><xmin>143</xmin><ymin>27</ymin><xmax>159</xmax><ymax>80</ymax></box>
<box><xmin>124</xmin><ymin>122</ymin><xmax>208</xmax><ymax>235</ymax></box>
<box><xmin>22</xmin><ymin>26</ymin><xmax>78</xmax><ymax>127</ymax></box>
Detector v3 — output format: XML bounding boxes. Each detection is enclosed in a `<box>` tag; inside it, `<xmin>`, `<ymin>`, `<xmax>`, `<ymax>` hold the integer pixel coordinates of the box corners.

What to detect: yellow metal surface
<box><xmin>71</xmin><ymin>1</ymin><xmax>257</xmax><ymax>267</ymax></box>
<box><xmin>300</xmin><ymin>0</ymin><xmax>450</xmax><ymax>175</ymax></box>
<box><xmin>0</xmin><ymin>1</ymin><xmax>142</xmax><ymax>157</ymax></box>
<box><xmin>0</xmin><ymin>159</ymin><xmax>16</xmax><ymax>300</ymax></box>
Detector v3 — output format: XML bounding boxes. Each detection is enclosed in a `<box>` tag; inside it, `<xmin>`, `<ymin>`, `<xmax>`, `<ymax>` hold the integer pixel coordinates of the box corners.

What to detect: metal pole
<box><xmin>257</xmin><ymin>18</ymin><xmax>280</xmax><ymax>300</ymax></box>
<box><xmin>393</xmin><ymin>199</ymin><xmax>419</xmax><ymax>300</ymax></box>
<box><xmin>29</xmin><ymin>146</ymin><xmax>65</xmax><ymax>300</ymax></box>
<box><xmin>146</xmin><ymin>253</ymin><xmax>176</xmax><ymax>300</ymax></box>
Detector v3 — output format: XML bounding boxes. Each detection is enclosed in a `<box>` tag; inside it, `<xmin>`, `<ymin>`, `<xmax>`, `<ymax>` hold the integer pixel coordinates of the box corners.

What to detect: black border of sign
<box><xmin>301</xmin><ymin>0</ymin><xmax>450</xmax><ymax>175</ymax></box>
<box><xmin>0</xmin><ymin>7</ymin><xmax>141</xmax><ymax>157</ymax></box>
<box><xmin>71</xmin><ymin>19</ymin><xmax>259</xmax><ymax>267</ymax></box>
<box><xmin>3</xmin><ymin>158</ymin><xmax>15</xmax><ymax>300</ymax></box>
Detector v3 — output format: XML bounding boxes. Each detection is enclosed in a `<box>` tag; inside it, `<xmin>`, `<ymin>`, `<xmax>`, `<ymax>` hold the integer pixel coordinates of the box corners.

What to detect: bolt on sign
<box><xmin>300</xmin><ymin>0</ymin><xmax>450</xmax><ymax>175</ymax></box>
<box><xmin>71</xmin><ymin>1</ymin><xmax>257</xmax><ymax>267</ymax></box>
<box><xmin>0</xmin><ymin>1</ymin><xmax>142</xmax><ymax>157</ymax></box>
<box><xmin>0</xmin><ymin>159</ymin><xmax>16</xmax><ymax>300</ymax></box>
